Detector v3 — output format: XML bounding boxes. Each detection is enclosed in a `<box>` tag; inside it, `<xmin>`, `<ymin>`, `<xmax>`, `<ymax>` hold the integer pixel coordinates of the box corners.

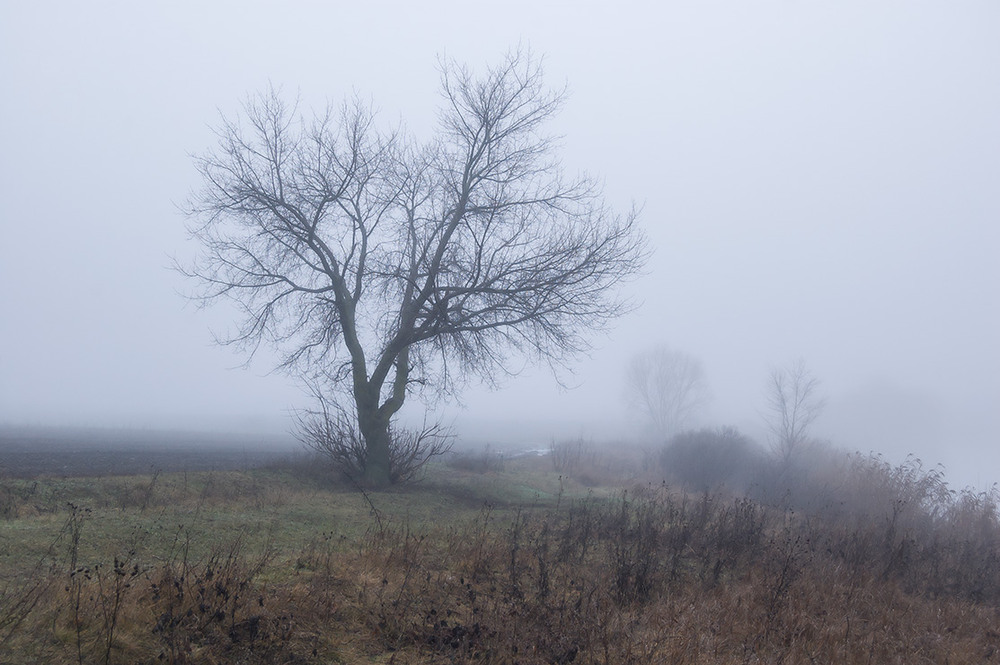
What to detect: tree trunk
<box><xmin>357</xmin><ymin>404</ymin><xmax>392</xmax><ymax>488</ymax></box>
<box><xmin>357</xmin><ymin>346</ymin><xmax>409</xmax><ymax>488</ymax></box>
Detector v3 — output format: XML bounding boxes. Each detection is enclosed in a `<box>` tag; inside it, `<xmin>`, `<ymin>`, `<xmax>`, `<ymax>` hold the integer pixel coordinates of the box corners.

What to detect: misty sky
<box><xmin>1</xmin><ymin>2</ymin><xmax>997</xmax><ymax>487</ymax></box>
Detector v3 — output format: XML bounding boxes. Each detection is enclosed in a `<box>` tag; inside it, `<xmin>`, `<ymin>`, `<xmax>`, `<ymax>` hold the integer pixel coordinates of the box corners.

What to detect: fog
<box><xmin>1</xmin><ymin>2</ymin><xmax>997</xmax><ymax>487</ymax></box>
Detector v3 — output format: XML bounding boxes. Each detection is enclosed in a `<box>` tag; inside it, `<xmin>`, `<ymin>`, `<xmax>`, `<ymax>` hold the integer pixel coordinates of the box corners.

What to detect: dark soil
<box><xmin>0</xmin><ymin>426</ymin><xmax>298</xmax><ymax>477</ymax></box>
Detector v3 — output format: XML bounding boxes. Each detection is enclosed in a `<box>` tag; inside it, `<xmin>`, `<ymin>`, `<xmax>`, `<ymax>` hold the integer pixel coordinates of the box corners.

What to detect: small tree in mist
<box><xmin>762</xmin><ymin>359</ymin><xmax>825</xmax><ymax>465</ymax></box>
<box><xmin>182</xmin><ymin>49</ymin><xmax>647</xmax><ymax>487</ymax></box>
<box><xmin>625</xmin><ymin>346</ymin><xmax>710</xmax><ymax>441</ymax></box>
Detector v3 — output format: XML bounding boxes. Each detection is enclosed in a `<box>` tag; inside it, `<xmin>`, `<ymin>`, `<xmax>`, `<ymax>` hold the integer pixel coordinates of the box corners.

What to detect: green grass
<box><xmin>0</xmin><ymin>458</ymin><xmax>568</xmax><ymax>580</ymax></box>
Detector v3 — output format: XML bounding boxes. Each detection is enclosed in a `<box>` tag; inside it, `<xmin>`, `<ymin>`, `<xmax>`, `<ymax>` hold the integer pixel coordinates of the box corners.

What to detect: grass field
<box><xmin>1</xmin><ymin>440</ymin><xmax>999</xmax><ymax>664</ymax></box>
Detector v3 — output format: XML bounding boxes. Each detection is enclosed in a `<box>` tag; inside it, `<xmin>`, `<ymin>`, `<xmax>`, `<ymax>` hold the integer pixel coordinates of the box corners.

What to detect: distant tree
<box><xmin>763</xmin><ymin>359</ymin><xmax>826</xmax><ymax>465</ymax></box>
<box><xmin>183</xmin><ymin>50</ymin><xmax>647</xmax><ymax>487</ymax></box>
<box><xmin>625</xmin><ymin>346</ymin><xmax>710</xmax><ymax>441</ymax></box>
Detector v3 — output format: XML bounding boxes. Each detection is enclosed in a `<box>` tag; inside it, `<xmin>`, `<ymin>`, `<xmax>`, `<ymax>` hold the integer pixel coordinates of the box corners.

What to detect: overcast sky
<box><xmin>1</xmin><ymin>2</ymin><xmax>997</xmax><ymax>487</ymax></box>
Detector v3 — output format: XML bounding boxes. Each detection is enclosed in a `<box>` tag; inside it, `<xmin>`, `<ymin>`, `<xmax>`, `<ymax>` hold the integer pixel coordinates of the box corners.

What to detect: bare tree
<box><xmin>625</xmin><ymin>346</ymin><xmax>710</xmax><ymax>441</ymax></box>
<box><xmin>183</xmin><ymin>50</ymin><xmax>647</xmax><ymax>487</ymax></box>
<box><xmin>764</xmin><ymin>359</ymin><xmax>826</xmax><ymax>464</ymax></box>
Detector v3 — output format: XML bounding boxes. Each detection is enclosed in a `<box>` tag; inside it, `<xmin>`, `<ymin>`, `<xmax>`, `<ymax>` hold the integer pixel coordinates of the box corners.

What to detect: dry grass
<box><xmin>1</xmin><ymin>454</ymin><xmax>999</xmax><ymax>663</ymax></box>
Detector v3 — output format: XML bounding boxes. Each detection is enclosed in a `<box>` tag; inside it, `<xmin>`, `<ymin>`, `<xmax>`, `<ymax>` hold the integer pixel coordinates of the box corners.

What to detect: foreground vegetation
<box><xmin>1</xmin><ymin>444</ymin><xmax>998</xmax><ymax>664</ymax></box>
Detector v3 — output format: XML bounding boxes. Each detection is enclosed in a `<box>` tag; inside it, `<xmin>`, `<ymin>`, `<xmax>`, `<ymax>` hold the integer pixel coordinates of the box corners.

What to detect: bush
<box><xmin>445</xmin><ymin>446</ymin><xmax>506</xmax><ymax>474</ymax></box>
<box><xmin>660</xmin><ymin>427</ymin><xmax>763</xmax><ymax>492</ymax></box>
<box><xmin>296</xmin><ymin>407</ymin><xmax>452</xmax><ymax>485</ymax></box>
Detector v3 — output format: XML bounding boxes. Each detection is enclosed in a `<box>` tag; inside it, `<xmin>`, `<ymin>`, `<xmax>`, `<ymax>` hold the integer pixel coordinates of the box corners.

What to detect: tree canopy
<box><xmin>184</xmin><ymin>51</ymin><xmax>647</xmax><ymax>486</ymax></box>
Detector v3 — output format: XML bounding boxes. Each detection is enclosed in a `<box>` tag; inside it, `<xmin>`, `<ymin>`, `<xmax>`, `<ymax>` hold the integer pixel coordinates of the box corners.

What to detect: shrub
<box><xmin>445</xmin><ymin>446</ymin><xmax>506</xmax><ymax>474</ymax></box>
<box><xmin>660</xmin><ymin>427</ymin><xmax>763</xmax><ymax>492</ymax></box>
<box><xmin>297</xmin><ymin>407</ymin><xmax>452</xmax><ymax>485</ymax></box>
